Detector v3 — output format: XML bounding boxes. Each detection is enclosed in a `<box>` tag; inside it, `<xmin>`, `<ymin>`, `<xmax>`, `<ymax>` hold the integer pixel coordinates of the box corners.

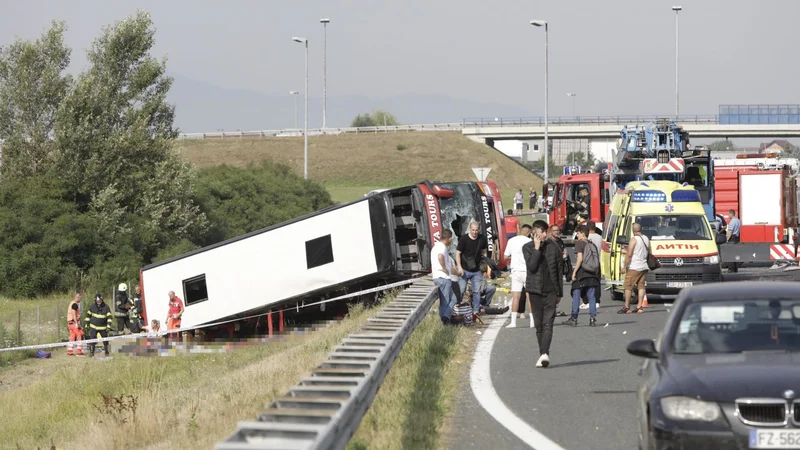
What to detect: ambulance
<box><xmin>601</xmin><ymin>180</ymin><xmax>726</xmax><ymax>300</ymax></box>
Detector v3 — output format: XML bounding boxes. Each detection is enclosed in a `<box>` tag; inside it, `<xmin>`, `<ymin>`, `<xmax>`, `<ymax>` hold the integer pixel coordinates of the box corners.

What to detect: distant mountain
<box><xmin>167</xmin><ymin>74</ymin><xmax>535</xmax><ymax>132</ymax></box>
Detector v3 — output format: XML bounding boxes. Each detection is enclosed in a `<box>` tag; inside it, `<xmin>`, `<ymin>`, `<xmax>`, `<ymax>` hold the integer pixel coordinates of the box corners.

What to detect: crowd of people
<box><xmin>65</xmin><ymin>285</ymin><xmax>186</xmax><ymax>357</ymax></box>
<box><xmin>431</xmin><ymin>213</ymin><xmax>659</xmax><ymax>368</ymax></box>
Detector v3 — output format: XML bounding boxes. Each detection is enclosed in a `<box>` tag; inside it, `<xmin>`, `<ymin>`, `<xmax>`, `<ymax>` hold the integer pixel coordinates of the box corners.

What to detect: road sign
<box><xmin>472</xmin><ymin>167</ymin><xmax>491</xmax><ymax>181</ymax></box>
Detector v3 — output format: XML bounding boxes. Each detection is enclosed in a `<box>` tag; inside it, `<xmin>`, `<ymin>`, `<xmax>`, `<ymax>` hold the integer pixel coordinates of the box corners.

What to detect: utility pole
<box><xmin>320</xmin><ymin>18</ymin><xmax>330</xmax><ymax>129</ymax></box>
<box><xmin>532</xmin><ymin>20</ymin><xmax>550</xmax><ymax>182</ymax></box>
<box><xmin>673</xmin><ymin>6</ymin><xmax>682</xmax><ymax>118</ymax></box>
<box><xmin>293</xmin><ymin>37</ymin><xmax>309</xmax><ymax>179</ymax></box>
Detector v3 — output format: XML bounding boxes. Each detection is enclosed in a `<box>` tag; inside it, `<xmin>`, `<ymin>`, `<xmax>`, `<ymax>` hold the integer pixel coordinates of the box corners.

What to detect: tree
<box><xmin>192</xmin><ymin>161</ymin><xmax>335</xmax><ymax>247</ymax></box>
<box><xmin>53</xmin><ymin>10</ymin><xmax>207</xmax><ymax>259</ymax></box>
<box><xmin>564</xmin><ymin>150</ymin><xmax>595</xmax><ymax>169</ymax></box>
<box><xmin>708</xmin><ymin>140</ymin><xmax>735</xmax><ymax>153</ymax></box>
<box><xmin>0</xmin><ymin>21</ymin><xmax>72</xmax><ymax>178</ymax></box>
<box><xmin>350</xmin><ymin>109</ymin><xmax>398</xmax><ymax>127</ymax></box>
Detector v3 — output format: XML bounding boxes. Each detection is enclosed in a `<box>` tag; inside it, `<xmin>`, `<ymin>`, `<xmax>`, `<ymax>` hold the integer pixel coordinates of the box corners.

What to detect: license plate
<box><xmin>666</xmin><ymin>281</ymin><xmax>693</xmax><ymax>288</ymax></box>
<box><xmin>750</xmin><ymin>429</ymin><xmax>800</xmax><ymax>449</ymax></box>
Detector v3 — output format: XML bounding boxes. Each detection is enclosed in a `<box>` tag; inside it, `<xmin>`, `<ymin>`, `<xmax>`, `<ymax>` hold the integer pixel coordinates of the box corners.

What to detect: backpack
<box><xmin>582</xmin><ymin>240</ymin><xmax>600</xmax><ymax>274</ymax></box>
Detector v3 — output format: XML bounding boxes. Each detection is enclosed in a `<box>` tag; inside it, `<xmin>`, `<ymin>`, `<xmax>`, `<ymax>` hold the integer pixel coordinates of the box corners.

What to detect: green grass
<box><xmin>347</xmin><ymin>311</ymin><xmax>480</xmax><ymax>450</ymax></box>
<box><xmin>176</xmin><ymin>132</ymin><xmax>544</xmax><ymax>194</ymax></box>
<box><xmin>0</xmin><ymin>301</ymin><xmax>383</xmax><ymax>449</ymax></box>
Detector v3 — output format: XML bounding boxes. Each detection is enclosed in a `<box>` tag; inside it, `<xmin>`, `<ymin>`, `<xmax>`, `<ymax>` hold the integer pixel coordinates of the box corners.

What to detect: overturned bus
<box><xmin>138</xmin><ymin>180</ymin><xmax>508</xmax><ymax>334</ymax></box>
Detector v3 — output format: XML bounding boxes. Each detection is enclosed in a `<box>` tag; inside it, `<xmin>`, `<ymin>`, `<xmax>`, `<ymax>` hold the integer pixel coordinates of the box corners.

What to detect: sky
<box><xmin>1</xmin><ymin>0</ymin><xmax>799</xmax><ymax>129</ymax></box>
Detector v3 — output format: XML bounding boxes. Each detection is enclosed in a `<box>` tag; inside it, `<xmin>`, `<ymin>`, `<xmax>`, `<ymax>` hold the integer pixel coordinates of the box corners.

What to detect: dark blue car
<box><xmin>628</xmin><ymin>281</ymin><xmax>800</xmax><ymax>449</ymax></box>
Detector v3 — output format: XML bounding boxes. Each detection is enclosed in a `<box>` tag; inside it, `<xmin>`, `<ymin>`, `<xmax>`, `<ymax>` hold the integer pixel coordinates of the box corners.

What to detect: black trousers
<box><xmin>116</xmin><ymin>315</ymin><xmax>131</xmax><ymax>333</ymax></box>
<box><xmin>530</xmin><ymin>292</ymin><xmax>558</xmax><ymax>355</ymax></box>
<box><xmin>728</xmin><ymin>235</ymin><xmax>740</xmax><ymax>272</ymax></box>
<box><xmin>88</xmin><ymin>328</ymin><xmax>110</xmax><ymax>355</ymax></box>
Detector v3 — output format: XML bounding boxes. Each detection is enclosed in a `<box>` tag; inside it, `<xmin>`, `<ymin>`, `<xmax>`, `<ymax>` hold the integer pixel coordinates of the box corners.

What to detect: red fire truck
<box><xmin>544</xmin><ymin>171</ymin><xmax>611</xmax><ymax>244</ymax></box>
<box><xmin>714</xmin><ymin>153</ymin><xmax>799</xmax><ymax>264</ymax></box>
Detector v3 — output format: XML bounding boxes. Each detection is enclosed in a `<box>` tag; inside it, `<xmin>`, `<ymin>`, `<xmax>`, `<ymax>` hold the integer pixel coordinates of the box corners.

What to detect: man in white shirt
<box><xmin>504</xmin><ymin>224</ymin><xmax>534</xmax><ymax>328</ymax></box>
<box><xmin>431</xmin><ymin>229</ymin><xmax>458</xmax><ymax>324</ymax></box>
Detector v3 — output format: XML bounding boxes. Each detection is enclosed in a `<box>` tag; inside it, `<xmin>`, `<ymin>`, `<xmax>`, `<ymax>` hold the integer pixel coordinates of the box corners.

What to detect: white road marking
<box><xmin>469</xmin><ymin>315</ymin><xmax>567</xmax><ymax>450</ymax></box>
<box><xmin>664</xmin><ymin>303</ymin><xmax>673</xmax><ymax>313</ymax></box>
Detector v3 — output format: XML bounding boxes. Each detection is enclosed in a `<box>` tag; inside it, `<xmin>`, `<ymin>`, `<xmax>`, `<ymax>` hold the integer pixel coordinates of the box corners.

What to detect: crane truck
<box><xmin>545</xmin><ymin>120</ymin><xmax>715</xmax><ymax>244</ymax></box>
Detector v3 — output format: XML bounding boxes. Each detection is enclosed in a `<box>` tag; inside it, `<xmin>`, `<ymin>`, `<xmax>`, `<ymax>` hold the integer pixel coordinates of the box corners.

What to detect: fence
<box><xmin>461</xmin><ymin>115</ymin><xmax>720</xmax><ymax>127</ymax></box>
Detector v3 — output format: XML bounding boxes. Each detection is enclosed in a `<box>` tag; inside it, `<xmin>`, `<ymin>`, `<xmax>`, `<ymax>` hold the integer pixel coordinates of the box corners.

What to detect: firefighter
<box><xmin>85</xmin><ymin>293</ymin><xmax>113</xmax><ymax>357</ymax></box>
<box><xmin>130</xmin><ymin>284</ymin><xmax>144</xmax><ymax>333</ymax></box>
<box><xmin>166</xmin><ymin>291</ymin><xmax>185</xmax><ymax>343</ymax></box>
<box><xmin>66</xmin><ymin>293</ymin><xmax>84</xmax><ymax>356</ymax></box>
<box><xmin>114</xmin><ymin>283</ymin><xmax>133</xmax><ymax>335</ymax></box>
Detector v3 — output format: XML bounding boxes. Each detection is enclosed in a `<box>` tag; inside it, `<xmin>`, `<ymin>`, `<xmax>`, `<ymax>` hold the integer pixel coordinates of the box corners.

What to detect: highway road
<box><xmin>447</xmin><ymin>267</ymin><xmax>800</xmax><ymax>450</ymax></box>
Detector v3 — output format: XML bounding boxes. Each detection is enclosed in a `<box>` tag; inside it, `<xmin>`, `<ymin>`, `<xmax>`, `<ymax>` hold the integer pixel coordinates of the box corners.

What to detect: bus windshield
<box><xmin>635</xmin><ymin>215</ymin><xmax>711</xmax><ymax>241</ymax></box>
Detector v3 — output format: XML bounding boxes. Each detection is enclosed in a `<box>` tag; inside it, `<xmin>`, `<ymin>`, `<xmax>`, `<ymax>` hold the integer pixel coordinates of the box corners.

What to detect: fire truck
<box><xmin>713</xmin><ymin>153</ymin><xmax>799</xmax><ymax>264</ymax></box>
<box><xmin>545</xmin><ymin>120</ymin><xmax>714</xmax><ymax>244</ymax></box>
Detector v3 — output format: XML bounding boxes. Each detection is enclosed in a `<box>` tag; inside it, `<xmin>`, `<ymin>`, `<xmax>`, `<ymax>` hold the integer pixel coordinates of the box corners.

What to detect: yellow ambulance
<box><xmin>601</xmin><ymin>180</ymin><xmax>726</xmax><ymax>300</ymax></box>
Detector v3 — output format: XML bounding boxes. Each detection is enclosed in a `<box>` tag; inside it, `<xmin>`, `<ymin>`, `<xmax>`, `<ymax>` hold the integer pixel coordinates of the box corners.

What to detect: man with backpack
<box><xmin>563</xmin><ymin>225</ymin><xmax>600</xmax><ymax>327</ymax></box>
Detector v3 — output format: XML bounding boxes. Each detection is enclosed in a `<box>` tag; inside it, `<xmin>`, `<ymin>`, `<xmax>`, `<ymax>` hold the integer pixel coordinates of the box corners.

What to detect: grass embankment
<box><xmin>0</xmin><ymin>301</ymin><xmax>379</xmax><ymax>449</ymax></box>
<box><xmin>0</xmin><ymin>295</ymin><xmax>67</xmax><ymax>367</ymax></box>
<box><xmin>0</xmin><ymin>292</ymin><xmax>484</xmax><ymax>450</ymax></box>
<box><xmin>348</xmin><ymin>312</ymin><xmax>480</xmax><ymax>450</ymax></box>
<box><xmin>176</xmin><ymin>132</ymin><xmax>543</xmax><ymax>204</ymax></box>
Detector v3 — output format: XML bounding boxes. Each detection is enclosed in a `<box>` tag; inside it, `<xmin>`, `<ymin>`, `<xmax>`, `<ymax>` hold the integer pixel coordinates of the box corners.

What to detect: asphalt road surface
<box><xmin>448</xmin><ymin>267</ymin><xmax>800</xmax><ymax>450</ymax></box>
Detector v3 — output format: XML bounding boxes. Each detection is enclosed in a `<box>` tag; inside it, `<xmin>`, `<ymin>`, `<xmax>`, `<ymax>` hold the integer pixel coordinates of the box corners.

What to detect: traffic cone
<box><xmin>641</xmin><ymin>293</ymin><xmax>649</xmax><ymax>308</ymax></box>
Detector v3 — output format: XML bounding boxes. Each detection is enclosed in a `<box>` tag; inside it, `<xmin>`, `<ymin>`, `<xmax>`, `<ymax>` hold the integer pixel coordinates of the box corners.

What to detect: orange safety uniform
<box><xmin>66</xmin><ymin>300</ymin><xmax>84</xmax><ymax>356</ymax></box>
<box><xmin>167</xmin><ymin>296</ymin><xmax>184</xmax><ymax>337</ymax></box>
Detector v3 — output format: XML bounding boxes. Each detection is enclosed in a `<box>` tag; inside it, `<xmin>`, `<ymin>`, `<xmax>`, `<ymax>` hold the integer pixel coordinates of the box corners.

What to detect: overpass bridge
<box><xmin>461</xmin><ymin>115</ymin><xmax>800</xmax><ymax>140</ymax></box>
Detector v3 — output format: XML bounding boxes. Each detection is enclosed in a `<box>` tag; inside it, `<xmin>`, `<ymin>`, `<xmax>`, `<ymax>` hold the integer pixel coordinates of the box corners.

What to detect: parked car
<box><xmin>628</xmin><ymin>281</ymin><xmax>800</xmax><ymax>449</ymax></box>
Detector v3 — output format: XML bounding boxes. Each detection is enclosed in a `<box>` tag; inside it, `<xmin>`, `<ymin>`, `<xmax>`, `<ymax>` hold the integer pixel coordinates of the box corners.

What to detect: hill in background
<box><xmin>176</xmin><ymin>132</ymin><xmax>543</xmax><ymax>203</ymax></box>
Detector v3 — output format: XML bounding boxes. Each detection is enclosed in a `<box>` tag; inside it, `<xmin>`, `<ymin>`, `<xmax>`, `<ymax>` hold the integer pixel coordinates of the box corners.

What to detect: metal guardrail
<box><xmin>177</xmin><ymin>116</ymin><xmax>726</xmax><ymax>139</ymax></box>
<box><xmin>177</xmin><ymin>124</ymin><xmax>463</xmax><ymax>140</ymax></box>
<box><xmin>461</xmin><ymin>115</ymin><xmax>720</xmax><ymax>127</ymax></box>
<box><xmin>215</xmin><ymin>277</ymin><xmax>437</xmax><ymax>450</ymax></box>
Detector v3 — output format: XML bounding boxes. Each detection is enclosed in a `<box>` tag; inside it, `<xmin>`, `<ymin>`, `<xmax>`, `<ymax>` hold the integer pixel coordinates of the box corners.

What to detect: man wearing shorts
<box><xmin>619</xmin><ymin>223</ymin><xmax>649</xmax><ymax>314</ymax></box>
<box><xmin>504</xmin><ymin>224</ymin><xmax>534</xmax><ymax>328</ymax></box>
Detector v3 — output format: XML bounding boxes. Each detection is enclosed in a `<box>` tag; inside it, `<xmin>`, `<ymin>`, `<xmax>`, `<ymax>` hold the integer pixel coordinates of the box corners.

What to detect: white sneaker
<box><xmin>506</xmin><ymin>322</ymin><xmax>517</xmax><ymax>328</ymax></box>
<box><xmin>530</xmin><ymin>318</ymin><xmax>535</xmax><ymax>328</ymax></box>
<box><xmin>536</xmin><ymin>354</ymin><xmax>550</xmax><ymax>368</ymax></box>
<box><xmin>580</xmin><ymin>303</ymin><xmax>589</xmax><ymax>310</ymax></box>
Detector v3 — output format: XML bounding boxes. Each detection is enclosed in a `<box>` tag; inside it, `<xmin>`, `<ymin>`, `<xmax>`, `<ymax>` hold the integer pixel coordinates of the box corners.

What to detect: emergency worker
<box><xmin>130</xmin><ymin>284</ymin><xmax>144</xmax><ymax>333</ymax></box>
<box><xmin>572</xmin><ymin>187</ymin><xmax>590</xmax><ymax>223</ymax></box>
<box><xmin>85</xmin><ymin>293</ymin><xmax>113</xmax><ymax>357</ymax></box>
<box><xmin>66</xmin><ymin>293</ymin><xmax>84</xmax><ymax>356</ymax></box>
<box><xmin>114</xmin><ymin>283</ymin><xmax>133</xmax><ymax>334</ymax></box>
<box><xmin>166</xmin><ymin>291</ymin><xmax>185</xmax><ymax>342</ymax></box>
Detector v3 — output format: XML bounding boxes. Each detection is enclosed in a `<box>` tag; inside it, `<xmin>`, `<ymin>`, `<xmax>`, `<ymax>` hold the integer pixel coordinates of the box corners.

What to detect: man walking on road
<box><xmin>619</xmin><ymin>223</ymin><xmax>649</xmax><ymax>314</ymax></box>
<box><xmin>523</xmin><ymin>220</ymin><xmax>563</xmax><ymax>368</ymax></box>
<box><xmin>563</xmin><ymin>225</ymin><xmax>600</xmax><ymax>327</ymax></box>
<box><xmin>726</xmin><ymin>209</ymin><xmax>741</xmax><ymax>273</ymax></box>
<box><xmin>504</xmin><ymin>224</ymin><xmax>534</xmax><ymax>328</ymax></box>
<box><xmin>432</xmin><ymin>230</ymin><xmax>458</xmax><ymax>324</ymax></box>
<box><xmin>456</xmin><ymin>221</ymin><xmax>488</xmax><ymax>314</ymax></box>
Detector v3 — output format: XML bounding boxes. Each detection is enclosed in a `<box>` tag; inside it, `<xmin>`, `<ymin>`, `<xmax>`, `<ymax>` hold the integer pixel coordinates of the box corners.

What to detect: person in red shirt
<box><xmin>166</xmin><ymin>291</ymin><xmax>185</xmax><ymax>342</ymax></box>
<box><xmin>504</xmin><ymin>209</ymin><xmax>521</xmax><ymax>241</ymax></box>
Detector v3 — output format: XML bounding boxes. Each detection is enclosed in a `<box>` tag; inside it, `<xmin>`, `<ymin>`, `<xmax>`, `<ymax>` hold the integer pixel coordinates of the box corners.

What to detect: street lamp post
<box><xmin>320</xmin><ymin>18</ymin><xmax>330</xmax><ymax>129</ymax></box>
<box><xmin>531</xmin><ymin>20</ymin><xmax>549</xmax><ymax>183</ymax></box>
<box><xmin>292</xmin><ymin>37</ymin><xmax>309</xmax><ymax>180</ymax></box>
<box><xmin>672</xmin><ymin>6</ymin><xmax>682</xmax><ymax>118</ymax></box>
<box><xmin>290</xmin><ymin>91</ymin><xmax>299</xmax><ymax>129</ymax></box>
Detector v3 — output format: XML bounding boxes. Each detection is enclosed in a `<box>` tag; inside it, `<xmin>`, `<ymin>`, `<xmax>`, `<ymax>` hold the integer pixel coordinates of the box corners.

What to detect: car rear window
<box><xmin>672</xmin><ymin>299</ymin><xmax>800</xmax><ymax>354</ymax></box>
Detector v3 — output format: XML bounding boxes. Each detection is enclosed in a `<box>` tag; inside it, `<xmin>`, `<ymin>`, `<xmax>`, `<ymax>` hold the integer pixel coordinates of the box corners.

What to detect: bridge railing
<box><xmin>461</xmin><ymin>115</ymin><xmax>720</xmax><ymax>127</ymax></box>
<box><xmin>177</xmin><ymin>123</ymin><xmax>464</xmax><ymax>140</ymax></box>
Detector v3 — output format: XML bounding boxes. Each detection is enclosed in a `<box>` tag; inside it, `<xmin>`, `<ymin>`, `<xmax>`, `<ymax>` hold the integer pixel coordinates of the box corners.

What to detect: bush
<box><xmin>193</xmin><ymin>160</ymin><xmax>335</xmax><ymax>247</ymax></box>
<box><xmin>396</xmin><ymin>145</ymin><xmax>406</xmax><ymax>151</ymax></box>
